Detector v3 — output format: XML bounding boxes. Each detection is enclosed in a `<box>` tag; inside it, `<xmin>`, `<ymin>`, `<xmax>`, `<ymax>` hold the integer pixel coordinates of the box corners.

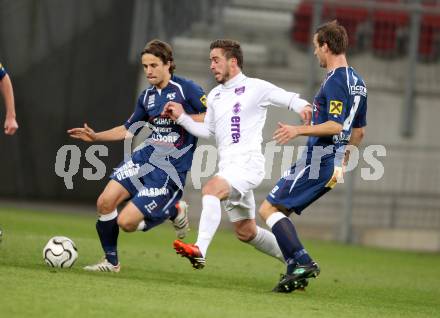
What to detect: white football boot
<box><xmin>83</xmin><ymin>258</ymin><xmax>120</xmax><ymax>273</ymax></box>
<box><xmin>172</xmin><ymin>200</ymin><xmax>189</xmax><ymax>239</ymax></box>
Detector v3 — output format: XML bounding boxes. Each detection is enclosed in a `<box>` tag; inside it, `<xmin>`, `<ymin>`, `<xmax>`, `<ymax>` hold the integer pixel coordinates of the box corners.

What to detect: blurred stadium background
<box><xmin>1</xmin><ymin>0</ymin><xmax>439</xmax><ymax>251</ymax></box>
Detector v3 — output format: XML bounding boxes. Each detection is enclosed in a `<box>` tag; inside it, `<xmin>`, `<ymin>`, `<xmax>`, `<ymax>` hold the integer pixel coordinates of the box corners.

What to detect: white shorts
<box><xmin>222</xmin><ymin>188</ymin><xmax>256</xmax><ymax>222</ymax></box>
<box><xmin>216</xmin><ymin>153</ymin><xmax>265</xmax><ymax>222</ymax></box>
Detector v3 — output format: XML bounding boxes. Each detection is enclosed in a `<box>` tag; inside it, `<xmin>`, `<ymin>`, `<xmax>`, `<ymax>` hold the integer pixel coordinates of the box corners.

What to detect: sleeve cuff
<box><xmin>290</xmin><ymin>97</ymin><xmax>310</xmax><ymax>113</ymax></box>
<box><xmin>176</xmin><ymin>112</ymin><xmax>191</xmax><ymax>125</ymax></box>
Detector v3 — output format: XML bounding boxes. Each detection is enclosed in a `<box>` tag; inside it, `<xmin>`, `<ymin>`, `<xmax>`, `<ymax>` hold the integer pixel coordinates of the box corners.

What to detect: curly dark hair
<box><xmin>315</xmin><ymin>20</ymin><xmax>348</xmax><ymax>55</ymax></box>
<box><xmin>141</xmin><ymin>39</ymin><xmax>176</xmax><ymax>74</ymax></box>
<box><xmin>210</xmin><ymin>39</ymin><xmax>243</xmax><ymax>69</ymax></box>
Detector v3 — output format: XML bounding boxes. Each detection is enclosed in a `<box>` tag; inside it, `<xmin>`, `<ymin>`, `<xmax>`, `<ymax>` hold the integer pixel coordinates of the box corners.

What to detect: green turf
<box><xmin>1</xmin><ymin>208</ymin><xmax>439</xmax><ymax>318</ymax></box>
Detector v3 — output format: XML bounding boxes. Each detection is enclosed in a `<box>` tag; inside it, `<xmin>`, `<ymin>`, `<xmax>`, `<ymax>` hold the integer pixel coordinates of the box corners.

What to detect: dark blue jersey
<box><xmin>308</xmin><ymin>67</ymin><xmax>367</xmax><ymax>162</ymax></box>
<box><xmin>0</xmin><ymin>63</ymin><xmax>6</xmax><ymax>80</ymax></box>
<box><xmin>124</xmin><ymin>75</ymin><xmax>207</xmax><ymax>173</ymax></box>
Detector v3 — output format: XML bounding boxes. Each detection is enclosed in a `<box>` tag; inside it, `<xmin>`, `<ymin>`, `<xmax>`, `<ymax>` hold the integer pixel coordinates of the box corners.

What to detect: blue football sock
<box><xmin>143</xmin><ymin>218</ymin><xmax>165</xmax><ymax>231</ymax></box>
<box><xmin>96</xmin><ymin>217</ymin><xmax>119</xmax><ymax>266</ymax></box>
<box><xmin>167</xmin><ymin>205</ymin><xmax>179</xmax><ymax>221</ymax></box>
<box><xmin>271</xmin><ymin>217</ymin><xmax>312</xmax><ymax>273</ymax></box>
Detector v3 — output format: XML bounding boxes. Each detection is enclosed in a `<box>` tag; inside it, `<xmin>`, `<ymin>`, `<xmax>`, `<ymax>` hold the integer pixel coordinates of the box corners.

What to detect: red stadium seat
<box><xmin>333</xmin><ymin>2</ymin><xmax>369</xmax><ymax>50</ymax></box>
<box><xmin>419</xmin><ymin>2</ymin><xmax>440</xmax><ymax>61</ymax></box>
<box><xmin>291</xmin><ymin>0</ymin><xmax>439</xmax><ymax>61</ymax></box>
<box><xmin>372</xmin><ymin>0</ymin><xmax>409</xmax><ymax>56</ymax></box>
<box><xmin>291</xmin><ymin>1</ymin><xmax>314</xmax><ymax>47</ymax></box>
<box><xmin>291</xmin><ymin>0</ymin><xmax>368</xmax><ymax>52</ymax></box>
<box><xmin>291</xmin><ymin>1</ymin><xmax>332</xmax><ymax>48</ymax></box>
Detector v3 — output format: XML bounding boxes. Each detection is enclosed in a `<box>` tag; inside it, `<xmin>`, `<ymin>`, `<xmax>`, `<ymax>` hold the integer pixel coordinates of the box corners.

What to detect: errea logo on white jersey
<box><xmin>231</xmin><ymin>102</ymin><xmax>241</xmax><ymax>143</ymax></box>
<box><xmin>167</xmin><ymin>92</ymin><xmax>176</xmax><ymax>100</ymax></box>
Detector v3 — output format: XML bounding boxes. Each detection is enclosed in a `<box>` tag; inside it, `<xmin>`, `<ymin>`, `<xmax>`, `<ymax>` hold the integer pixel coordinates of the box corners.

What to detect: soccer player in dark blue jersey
<box><xmin>259</xmin><ymin>21</ymin><xmax>367</xmax><ymax>292</ymax></box>
<box><xmin>0</xmin><ymin>62</ymin><xmax>18</xmax><ymax>135</ymax></box>
<box><xmin>68</xmin><ymin>40</ymin><xmax>207</xmax><ymax>272</ymax></box>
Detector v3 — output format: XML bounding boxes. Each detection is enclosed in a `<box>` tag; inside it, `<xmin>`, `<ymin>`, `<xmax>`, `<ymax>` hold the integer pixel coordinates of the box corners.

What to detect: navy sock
<box><xmin>167</xmin><ymin>205</ymin><xmax>178</xmax><ymax>221</ymax></box>
<box><xmin>271</xmin><ymin>217</ymin><xmax>312</xmax><ymax>273</ymax></box>
<box><xmin>96</xmin><ymin>218</ymin><xmax>119</xmax><ymax>265</ymax></box>
<box><xmin>143</xmin><ymin>218</ymin><xmax>165</xmax><ymax>232</ymax></box>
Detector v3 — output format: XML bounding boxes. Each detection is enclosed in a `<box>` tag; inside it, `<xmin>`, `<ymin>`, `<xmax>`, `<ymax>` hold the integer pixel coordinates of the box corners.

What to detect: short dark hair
<box><xmin>315</xmin><ymin>20</ymin><xmax>348</xmax><ymax>55</ymax></box>
<box><xmin>141</xmin><ymin>39</ymin><xmax>176</xmax><ymax>74</ymax></box>
<box><xmin>210</xmin><ymin>39</ymin><xmax>243</xmax><ymax>69</ymax></box>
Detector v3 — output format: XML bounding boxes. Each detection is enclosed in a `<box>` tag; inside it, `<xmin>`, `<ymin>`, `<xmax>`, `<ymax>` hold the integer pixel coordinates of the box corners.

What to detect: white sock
<box><xmin>248</xmin><ymin>226</ymin><xmax>285</xmax><ymax>263</ymax></box>
<box><xmin>99</xmin><ymin>210</ymin><xmax>118</xmax><ymax>221</ymax></box>
<box><xmin>195</xmin><ymin>195</ymin><xmax>222</xmax><ymax>257</ymax></box>
<box><xmin>266</xmin><ymin>212</ymin><xmax>287</xmax><ymax>229</ymax></box>
<box><xmin>136</xmin><ymin>220</ymin><xmax>146</xmax><ymax>231</ymax></box>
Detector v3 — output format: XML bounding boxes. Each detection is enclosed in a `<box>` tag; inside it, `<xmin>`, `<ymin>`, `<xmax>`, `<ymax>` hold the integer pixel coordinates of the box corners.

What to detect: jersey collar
<box><xmin>223</xmin><ymin>72</ymin><xmax>246</xmax><ymax>89</ymax></box>
<box><xmin>148</xmin><ymin>75</ymin><xmax>176</xmax><ymax>95</ymax></box>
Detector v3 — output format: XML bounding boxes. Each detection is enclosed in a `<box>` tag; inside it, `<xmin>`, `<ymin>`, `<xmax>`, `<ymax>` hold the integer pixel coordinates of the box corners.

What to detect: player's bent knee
<box><xmin>258</xmin><ymin>200</ymin><xmax>276</xmax><ymax>221</ymax></box>
<box><xmin>258</xmin><ymin>203</ymin><xmax>269</xmax><ymax>221</ymax></box>
<box><xmin>97</xmin><ymin>195</ymin><xmax>117</xmax><ymax>214</ymax></box>
<box><xmin>202</xmin><ymin>185</ymin><xmax>220</xmax><ymax>197</ymax></box>
<box><xmin>202</xmin><ymin>177</ymin><xmax>229</xmax><ymax>199</ymax></box>
<box><xmin>117</xmin><ymin>216</ymin><xmax>137</xmax><ymax>232</ymax></box>
<box><xmin>234</xmin><ymin>223</ymin><xmax>257</xmax><ymax>242</ymax></box>
<box><xmin>235</xmin><ymin>231</ymin><xmax>255</xmax><ymax>242</ymax></box>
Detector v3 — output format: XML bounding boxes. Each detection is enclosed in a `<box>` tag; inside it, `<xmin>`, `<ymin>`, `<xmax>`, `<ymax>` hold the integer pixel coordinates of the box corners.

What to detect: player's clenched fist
<box><xmin>300</xmin><ymin>105</ymin><xmax>312</xmax><ymax>125</ymax></box>
<box><xmin>4</xmin><ymin>116</ymin><xmax>18</xmax><ymax>135</ymax></box>
<box><xmin>67</xmin><ymin>123</ymin><xmax>97</xmax><ymax>142</ymax></box>
<box><xmin>162</xmin><ymin>101</ymin><xmax>185</xmax><ymax>121</ymax></box>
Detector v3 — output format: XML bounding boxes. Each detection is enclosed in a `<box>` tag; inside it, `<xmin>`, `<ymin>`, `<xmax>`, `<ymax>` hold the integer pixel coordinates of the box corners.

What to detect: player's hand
<box><xmin>162</xmin><ymin>102</ymin><xmax>185</xmax><ymax>121</ymax></box>
<box><xmin>4</xmin><ymin>116</ymin><xmax>18</xmax><ymax>135</ymax></box>
<box><xmin>273</xmin><ymin>122</ymin><xmax>299</xmax><ymax>144</ymax></box>
<box><xmin>67</xmin><ymin>123</ymin><xmax>97</xmax><ymax>142</ymax></box>
<box><xmin>300</xmin><ymin>105</ymin><xmax>312</xmax><ymax>125</ymax></box>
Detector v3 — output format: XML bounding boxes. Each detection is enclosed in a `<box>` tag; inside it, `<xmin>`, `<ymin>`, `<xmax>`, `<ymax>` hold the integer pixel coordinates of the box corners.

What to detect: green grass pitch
<box><xmin>1</xmin><ymin>207</ymin><xmax>439</xmax><ymax>318</ymax></box>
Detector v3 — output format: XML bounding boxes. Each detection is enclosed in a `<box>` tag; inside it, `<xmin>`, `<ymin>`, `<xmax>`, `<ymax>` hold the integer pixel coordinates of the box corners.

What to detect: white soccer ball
<box><xmin>43</xmin><ymin>236</ymin><xmax>78</xmax><ymax>268</ymax></box>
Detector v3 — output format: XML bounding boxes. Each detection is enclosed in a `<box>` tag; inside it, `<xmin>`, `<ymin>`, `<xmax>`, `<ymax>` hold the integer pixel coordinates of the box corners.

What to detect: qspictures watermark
<box><xmin>55</xmin><ymin>137</ymin><xmax>386</xmax><ymax>190</ymax></box>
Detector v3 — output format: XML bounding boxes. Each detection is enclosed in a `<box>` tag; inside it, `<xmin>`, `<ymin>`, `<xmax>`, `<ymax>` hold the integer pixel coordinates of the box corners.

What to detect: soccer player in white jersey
<box><xmin>163</xmin><ymin>39</ymin><xmax>312</xmax><ymax>269</ymax></box>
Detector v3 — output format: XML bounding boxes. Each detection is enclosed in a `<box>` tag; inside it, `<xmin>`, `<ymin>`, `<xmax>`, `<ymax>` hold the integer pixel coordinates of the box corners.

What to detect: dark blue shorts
<box><xmin>110</xmin><ymin>156</ymin><xmax>186</xmax><ymax>226</ymax></box>
<box><xmin>266</xmin><ymin>155</ymin><xmax>337</xmax><ymax>215</ymax></box>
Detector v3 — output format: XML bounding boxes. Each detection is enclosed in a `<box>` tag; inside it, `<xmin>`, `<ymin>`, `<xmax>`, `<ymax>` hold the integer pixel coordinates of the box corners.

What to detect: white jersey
<box><xmin>204</xmin><ymin>72</ymin><xmax>308</xmax><ymax>163</ymax></box>
<box><xmin>177</xmin><ymin>72</ymin><xmax>308</xmax><ymax>194</ymax></box>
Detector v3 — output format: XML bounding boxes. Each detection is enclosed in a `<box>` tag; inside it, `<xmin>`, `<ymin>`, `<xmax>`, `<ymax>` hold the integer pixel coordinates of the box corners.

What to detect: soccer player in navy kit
<box><xmin>68</xmin><ymin>40</ymin><xmax>207</xmax><ymax>272</ymax></box>
<box><xmin>259</xmin><ymin>21</ymin><xmax>367</xmax><ymax>292</ymax></box>
<box><xmin>0</xmin><ymin>62</ymin><xmax>18</xmax><ymax>135</ymax></box>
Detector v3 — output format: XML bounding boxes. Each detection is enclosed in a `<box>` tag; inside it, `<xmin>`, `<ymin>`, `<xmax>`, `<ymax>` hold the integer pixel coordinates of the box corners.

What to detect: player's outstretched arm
<box><xmin>67</xmin><ymin>124</ymin><xmax>130</xmax><ymax>142</ymax></box>
<box><xmin>162</xmin><ymin>101</ymin><xmax>187</xmax><ymax>121</ymax></box>
<box><xmin>163</xmin><ymin>102</ymin><xmax>212</xmax><ymax>139</ymax></box>
<box><xmin>273</xmin><ymin>121</ymin><xmax>342</xmax><ymax>145</ymax></box>
<box><xmin>0</xmin><ymin>74</ymin><xmax>18</xmax><ymax>135</ymax></box>
<box><xmin>162</xmin><ymin>102</ymin><xmax>205</xmax><ymax>122</ymax></box>
<box><xmin>190</xmin><ymin>113</ymin><xmax>206</xmax><ymax>122</ymax></box>
<box><xmin>261</xmin><ymin>81</ymin><xmax>311</xmax><ymax>118</ymax></box>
